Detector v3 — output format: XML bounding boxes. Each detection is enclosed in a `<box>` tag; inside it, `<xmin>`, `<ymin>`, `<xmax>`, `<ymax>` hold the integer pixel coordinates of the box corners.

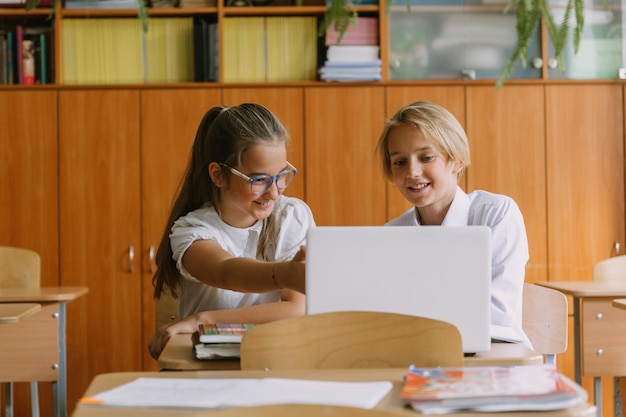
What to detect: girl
<box><xmin>376</xmin><ymin>101</ymin><xmax>531</xmax><ymax>348</ymax></box>
<box><xmin>149</xmin><ymin>103</ymin><xmax>315</xmax><ymax>359</ymax></box>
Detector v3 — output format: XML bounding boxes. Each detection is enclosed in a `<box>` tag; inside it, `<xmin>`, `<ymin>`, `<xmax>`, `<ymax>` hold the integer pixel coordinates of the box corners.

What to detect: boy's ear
<box><xmin>452</xmin><ymin>161</ymin><xmax>464</xmax><ymax>176</ymax></box>
<box><xmin>208</xmin><ymin>162</ymin><xmax>223</xmax><ymax>187</ymax></box>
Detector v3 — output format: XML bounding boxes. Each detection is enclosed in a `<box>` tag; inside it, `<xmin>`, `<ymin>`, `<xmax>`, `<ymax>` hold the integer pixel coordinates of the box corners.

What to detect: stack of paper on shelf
<box><xmin>319</xmin><ymin>17</ymin><xmax>381</xmax><ymax>82</ymax></box>
<box><xmin>319</xmin><ymin>45</ymin><xmax>381</xmax><ymax>82</ymax></box>
<box><xmin>401</xmin><ymin>364</ymin><xmax>588</xmax><ymax>414</ymax></box>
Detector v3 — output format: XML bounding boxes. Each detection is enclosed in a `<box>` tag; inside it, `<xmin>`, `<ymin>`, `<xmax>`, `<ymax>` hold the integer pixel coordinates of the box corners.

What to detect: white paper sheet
<box><xmin>80</xmin><ymin>377</ymin><xmax>393</xmax><ymax>410</ymax></box>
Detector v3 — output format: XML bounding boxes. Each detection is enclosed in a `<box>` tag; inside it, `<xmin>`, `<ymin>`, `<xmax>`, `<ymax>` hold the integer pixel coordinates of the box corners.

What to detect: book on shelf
<box><xmin>401</xmin><ymin>364</ymin><xmax>588</xmax><ymax>414</ymax></box>
<box><xmin>197</xmin><ymin>323</ymin><xmax>256</xmax><ymax>343</ymax></box>
<box><xmin>62</xmin><ymin>17</ymin><xmax>193</xmax><ymax>84</ymax></box>
<box><xmin>222</xmin><ymin>16</ymin><xmax>317</xmax><ymax>82</ymax></box>
<box><xmin>1</xmin><ymin>25</ymin><xmax>51</xmax><ymax>85</ymax></box>
<box><xmin>326</xmin><ymin>16</ymin><xmax>378</xmax><ymax>46</ymax></box>
<box><xmin>192</xmin><ymin>17</ymin><xmax>218</xmax><ymax>82</ymax></box>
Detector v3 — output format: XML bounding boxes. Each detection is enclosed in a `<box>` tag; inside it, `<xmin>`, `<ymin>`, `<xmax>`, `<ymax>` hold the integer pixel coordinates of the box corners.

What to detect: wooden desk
<box><xmin>158</xmin><ymin>333</ymin><xmax>543</xmax><ymax>371</ymax></box>
<box><xmin>0</xmin><ymin>286</ymin><xmax>89</xmax><ymax>417</ymax></box>
<box><xmin>536</xmin><ymin>281</ymin><xmax>626</xmax><ymax>417</ymax></box>
<box><xmin>72</xmin><ymin>368</ymin><xmax>595</xmax><ymax>417</ymax></box>
<box><xmin>612</xmin><ymin>298</ymin><xmax>626</xmax><ymax>311</ymax></box>
<box><xmin>0</xmin><ymin>303</ymin><xmax>41</xmax><ymax>324</ymax></box>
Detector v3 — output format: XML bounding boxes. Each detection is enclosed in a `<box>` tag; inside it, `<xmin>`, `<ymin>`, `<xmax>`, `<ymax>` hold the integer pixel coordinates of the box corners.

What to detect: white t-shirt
<box><xmin>387</xmin><ymin>186</ymin><xmax>532</xmax><ymax>348</ymax></box>
<box><xmin>170</xmin><ymin>195</ymin><xmax>315</xmax><ymax>318</ymax></box>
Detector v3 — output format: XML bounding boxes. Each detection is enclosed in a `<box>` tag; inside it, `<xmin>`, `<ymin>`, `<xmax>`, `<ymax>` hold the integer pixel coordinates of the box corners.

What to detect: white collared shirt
<box><xmin>170</xmin><ymin>195</ymin><xmax>315</xmax><ymax>318</ymax></box>
<box><xmin>387</xmin><ymin>186</ymin><xmax>532</xmax><ymax>348</ymax></box>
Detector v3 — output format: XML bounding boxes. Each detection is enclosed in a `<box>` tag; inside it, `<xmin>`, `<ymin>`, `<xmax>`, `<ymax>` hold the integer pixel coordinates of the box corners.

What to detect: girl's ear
<box><xmin>208</xmin><ymin>162</ymin><xmax>223</xmax><ymax>187</ymax></box>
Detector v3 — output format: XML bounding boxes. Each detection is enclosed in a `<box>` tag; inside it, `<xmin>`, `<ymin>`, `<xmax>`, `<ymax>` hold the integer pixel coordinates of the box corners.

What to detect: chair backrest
<box><xmin>522</xmin><ymin>283</ymin><xmax>568</xmax><ymax>365</ymax></box>
<box><xmin>240</xmin><ymin>311</ymin><xmax>464</xmax><ymax>370</ymax></box>
<box><xmin>593</xmin><ymin>255</ymin><xmax>626</xmax><ymax>281</ymax></box>
<box><xmin>210</xmin><ymin>404</ymin><xmax>401</xmax><ymax>417</ymax></box>
<box><xmin>0</xmin><ymin>246</ymin><xmax>40</xmax><ymax>288</ymax></box>
<box><xmin>155</xmin><ymin>290</ymin><xmax>179</xmax><ymax>330</ymax></box>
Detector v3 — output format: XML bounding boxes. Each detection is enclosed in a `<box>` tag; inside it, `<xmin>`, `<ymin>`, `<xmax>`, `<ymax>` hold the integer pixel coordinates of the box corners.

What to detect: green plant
<box><xmin>321</xmin><ymin>0</ymin><xmax>586</xmax><ymax>87</ymax></box>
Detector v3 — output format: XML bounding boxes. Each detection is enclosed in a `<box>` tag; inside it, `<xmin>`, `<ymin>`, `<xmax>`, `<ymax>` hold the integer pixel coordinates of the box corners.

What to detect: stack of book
<box><xmin>192</xmin><ymin>323</ymin><xmax>256</xmax><ymax>360</ymax></box>
<box><xmin>318</xmin><ymin>17</ymin><xmax>381</xmax><ymax>82</ymax></box>
<box><xmin>0</xmin><ymin>25</ymin><xmax>52</xmax><ymax>85</ymax></box>
<box><xmin>401</xmin><ymin>364</ymin><xmax>588</xmax><ymax>414</ymax></box>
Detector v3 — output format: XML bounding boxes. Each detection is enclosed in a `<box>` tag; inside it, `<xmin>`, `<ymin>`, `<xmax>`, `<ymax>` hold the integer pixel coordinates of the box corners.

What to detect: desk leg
<box><xmin>58</xmin><ymin>303</ymin><xmax>67</xmax><ymax>417</ymax></box>
<box><xmin>615</xmin><ymin>377</ymin><xmax>623</xmax><ymax>417</ymax></box>
<box><xmin>595</xmin><ymin>377</ymin><xmax>602</xmax><ymax>417</ymax></box>
<box><xmin>574</xmin><ymin>296</ymin><xmax>581</xmax><ymax>384</ymax></box>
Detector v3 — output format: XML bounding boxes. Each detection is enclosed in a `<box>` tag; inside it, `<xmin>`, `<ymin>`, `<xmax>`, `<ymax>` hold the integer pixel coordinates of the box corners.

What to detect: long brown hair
<box><xmin>153</xmin><ymin>103</ymin><xmax>290</xmax><ymax>299</ymax></box>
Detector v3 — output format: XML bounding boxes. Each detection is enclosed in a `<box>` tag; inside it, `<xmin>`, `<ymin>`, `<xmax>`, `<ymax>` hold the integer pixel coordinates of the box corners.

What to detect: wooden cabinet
<box><xmin>59</xmin><ymin>89</ymin><xmax>143</xmax><ymax>410</ymax></box>
<box><xmin>303</xmin><ymin>86</ymin><xmax>387</xmax><ymax>226</ymax></box>
<box><xmin>1</xmin><ymin>81</ymin><xmax>625</xmax><ymax>416</ymax></box>
<box><xmin>0</xmin><ymin>90</ymin><xmax>59</xmax><ymax>417</ymax></box>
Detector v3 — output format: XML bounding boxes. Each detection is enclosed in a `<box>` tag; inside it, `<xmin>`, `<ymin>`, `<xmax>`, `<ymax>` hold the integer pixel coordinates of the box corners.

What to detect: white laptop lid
<box><xmin>305</xmin><ymin>226</ymin><xmax>492</xmax><ymax>353</ymax></box>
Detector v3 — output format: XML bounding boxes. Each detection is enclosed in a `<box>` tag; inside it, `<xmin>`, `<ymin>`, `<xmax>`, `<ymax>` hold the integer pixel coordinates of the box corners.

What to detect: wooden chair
<box><xmin>240</xmin><ymin>310</ymin><xmax>464</xmax><ymax>371</ymax></box>
<box><xmin>210</xmin><ymin>404</ymin><xmax>403</xmax><ymax>417</ymax></box>
<box><xmin>593</xmin><ymin>255</ymin><xmax>626</xmax><ymax>282</ymax></box>
<box><xmin>0</xmin><ymin>246</ymin><xmax>42</xmax><ymax>417</ymax></box>
<box><xmin>522</xmin><ymin>283</ymin><xmax>568</xmax><ymax>366</ymax></box>
<box><xmin>155</xmin><ymin>290</ymin><xmax>179</xmax><ymax>330</ymax></box>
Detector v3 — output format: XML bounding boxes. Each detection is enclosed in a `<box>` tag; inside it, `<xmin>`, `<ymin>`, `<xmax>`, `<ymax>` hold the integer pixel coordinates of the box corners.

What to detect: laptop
<box><xmin>305</xmin><ymin>226</ymin><xmax>492</xmax><ymax>354</ymax></box>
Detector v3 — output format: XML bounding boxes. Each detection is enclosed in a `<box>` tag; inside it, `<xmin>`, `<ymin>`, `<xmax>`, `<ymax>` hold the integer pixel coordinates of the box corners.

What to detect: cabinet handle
<box><xmin>129</xmin><ymin>245</ymin><xmax>135</xmax><ymax>274</ymax></box>
<box><xmin>547</xmin><ymin>58</ymin><xmax>558</xmax><ymax>69</ymax></box>
<box><xmin>149</xmin><ymin>245</ymin><xmax>155</xmax><ymax>274</ymax></box>
<box><xmin>615</xmin><ymin>240</ymin><xmax>621</xmax><ymax>255</ymax></box>
<box><xmin>532</xmin><ymin>57</ymin><xmax>543</xmax><ymax>69</ymax></box>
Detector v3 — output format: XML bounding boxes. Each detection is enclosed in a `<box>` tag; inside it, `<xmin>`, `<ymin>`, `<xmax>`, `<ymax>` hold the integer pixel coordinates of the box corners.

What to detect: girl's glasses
<box><xmin>219</xmin><ymin>162</ymin><xmax>297</xmax><ymax>195</ymax></box>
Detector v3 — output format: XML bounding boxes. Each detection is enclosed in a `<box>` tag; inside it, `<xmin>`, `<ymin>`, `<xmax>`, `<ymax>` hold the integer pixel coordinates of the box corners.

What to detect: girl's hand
<box><xmin>148</xmin><ymin>316</ymin><xmax>199</xmax><ymax>360</ymax></box>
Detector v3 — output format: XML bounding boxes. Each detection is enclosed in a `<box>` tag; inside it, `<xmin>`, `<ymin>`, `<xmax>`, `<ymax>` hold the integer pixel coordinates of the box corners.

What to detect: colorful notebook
<box><xmin>197</xmin><ymin>323</ymin><xmax>256</xmax><ymax>343</ymax></box>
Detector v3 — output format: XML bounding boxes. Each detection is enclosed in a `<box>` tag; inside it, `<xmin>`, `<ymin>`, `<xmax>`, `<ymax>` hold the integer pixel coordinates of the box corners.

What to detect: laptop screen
<box><xmin>305</xmin><ymin>226</ymin><xmax>492</xmax><ymax>353</ymax></box>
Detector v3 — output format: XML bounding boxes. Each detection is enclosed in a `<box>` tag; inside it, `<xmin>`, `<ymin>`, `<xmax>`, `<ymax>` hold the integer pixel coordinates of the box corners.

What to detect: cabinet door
<box><xmin>0</xmin><ymin>90</ymin><xmax>59</xmax><ymax>283</ymax></box>
<box><xmin>304</xmin><ymin>86</ymin><xmax>386</xmax><ymax>226</ymax></box>
<box><xmin>0</xmin><ymin>90</ymin><xmax>59</xmax><ymax>417</ymax></box>
<box><xmin>465</xmin><ymin>85</ymin><xmax>547</xmax><ymax>283</ymax></box>
<box><xmin>59</xmin><ymin>90</ymin><xmax>142</xmax><ymax>413</ymax></box>
<box><xmin>222</xmin><ymin>88</ymin><xmax>305</xmax><ymax>201</ymax></box>
<box><xmin>140</xmin><ymin>88</ymin><xmax>222</xmax><ymax>371</ymax></box>
<box><xmin>384</xmin><ymin>86</ymin><xmax>465</xmax><ymax>221</ymax></box>
<box><xmin>546</xmin><ymin>85</ymin><xmax>625</xmax><ymax>279</ymax></box>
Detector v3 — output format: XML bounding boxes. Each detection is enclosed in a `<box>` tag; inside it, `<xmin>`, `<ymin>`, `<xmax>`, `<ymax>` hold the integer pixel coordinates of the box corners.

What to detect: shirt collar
<box><xmin>414</xmin><ymin>186</ymin><xmax>470</xmax><ymax>226</ymax></box>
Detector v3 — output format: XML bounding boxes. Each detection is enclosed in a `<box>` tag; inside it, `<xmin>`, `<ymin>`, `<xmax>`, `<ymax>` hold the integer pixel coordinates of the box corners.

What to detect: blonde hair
<box><xmin>376</xmin><ymin>101</ymin><xmax>470</xmax><ymax>181</ymax></box>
